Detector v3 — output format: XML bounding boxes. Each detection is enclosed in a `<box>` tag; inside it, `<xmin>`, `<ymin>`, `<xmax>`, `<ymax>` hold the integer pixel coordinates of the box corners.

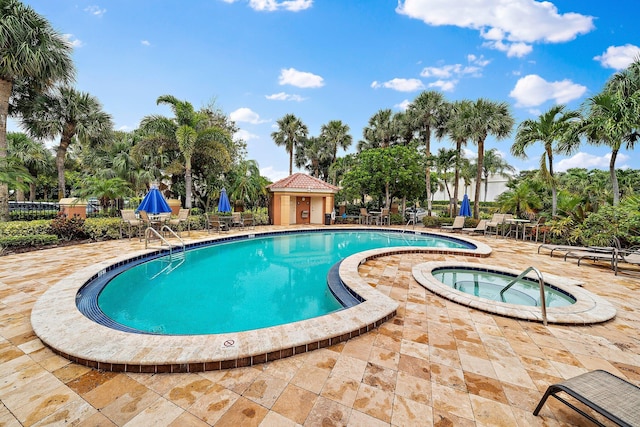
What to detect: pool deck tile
<box><xmin>1</xmin><ymin>225</ymin><xmax>640</xmax><ymax>425</ymax></box>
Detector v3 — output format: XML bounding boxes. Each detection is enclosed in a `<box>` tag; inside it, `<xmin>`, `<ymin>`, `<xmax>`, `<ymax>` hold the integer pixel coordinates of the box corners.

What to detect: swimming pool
<box><xmin>95</xmin><ymin>230</ymin><xmax>474</xmax><ymax>335</ymax></box>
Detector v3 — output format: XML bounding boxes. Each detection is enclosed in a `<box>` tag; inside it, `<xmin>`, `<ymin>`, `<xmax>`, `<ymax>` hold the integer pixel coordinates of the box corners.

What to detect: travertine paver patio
<box><xmin>1</xmin><ymin>226</ymin><xmax>639</xmax><ymax>426</ymax></box>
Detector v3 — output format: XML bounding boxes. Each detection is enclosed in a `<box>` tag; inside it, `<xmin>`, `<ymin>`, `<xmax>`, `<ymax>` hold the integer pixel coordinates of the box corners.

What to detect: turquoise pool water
<box><xmin>98</xmin><ymin>230</ymin><xmax>473</xmax><ymax>334</ymax></box>
<box><xmin>431</xmin><ymin>268</ymin><xmax>575</xmax><ymax>307</ymax></box>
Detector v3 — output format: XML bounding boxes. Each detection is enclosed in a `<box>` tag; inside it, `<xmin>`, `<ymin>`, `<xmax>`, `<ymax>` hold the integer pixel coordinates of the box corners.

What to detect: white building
<box><xmin>431</xmin><ymin>174</ymin><xmax>511</xmax><ymax>203</ymax></box>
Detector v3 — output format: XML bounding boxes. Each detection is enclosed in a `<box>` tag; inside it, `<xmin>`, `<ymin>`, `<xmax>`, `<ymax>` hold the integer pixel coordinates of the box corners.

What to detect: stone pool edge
<box><xmin>31</xmin><ymin>228</ymin><xmax>491</xmax><ymax>373</ymax></box>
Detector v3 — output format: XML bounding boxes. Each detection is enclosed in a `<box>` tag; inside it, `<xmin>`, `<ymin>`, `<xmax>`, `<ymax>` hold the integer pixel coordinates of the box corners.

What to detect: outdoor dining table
<box><xmin>505</xmin><ymin>218</ymin><xmax>530</xmax><ymax>240</ymax></box>
<box><xmin>369</xmin><ymin>211</ymin><xmax>382</xmax><ymax>225</ymax></box>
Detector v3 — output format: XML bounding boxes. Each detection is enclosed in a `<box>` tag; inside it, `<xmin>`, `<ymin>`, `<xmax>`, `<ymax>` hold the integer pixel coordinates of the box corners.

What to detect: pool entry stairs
<box><xmin>144</xmin><ymin>225</ymin><xmax>185</xmax><ymax>261</ymax></box>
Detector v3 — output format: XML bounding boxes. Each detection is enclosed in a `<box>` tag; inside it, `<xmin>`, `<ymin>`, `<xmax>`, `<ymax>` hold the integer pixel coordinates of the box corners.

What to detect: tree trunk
<box><xmin>484</xmin><ymin>174</ymin><xmax>489</xmax><ymax>202</ymax></box>
<box><xmin>56</xmin><ymin>125</ymin><xmax>74</xmax><ymax>200</ymax></box>
<box><xmin>425</xmin><ymin>130</ymin><xmax>432</xmax><ymax>216</ymax></box>
<box><xmin>0</xmin><ymin>78</ymin><xmax>12</xmax><ymax>221</ymax></box>
<box><xmin>15</xmin><ymin>178</ymin><xmax>24</xmax><ymax>201</ymax></box>
<box><xmin>473</xmin><ymin>140</ymin><xmax>484</xmax><ymax>219</ymax></box>
<box><xmin>29</xmin><ymin>182</ymin><xmax>37</xmax><ymax>201</ymax></box>
<box><xmin>185</xmin><ymin>157</ymin><xmax>192</xmax><ymax>209</ymax></box>
<box><xmin>288</xmin><ymin>149</ymin><xmax>293</xmax><ymax>176</ymax></box>
<box><xmin>610</xmin><ymin>149</ymin><xmax>619</xmax><ymax>205</ymax></box>
<box><xmin>453</xmin><ymin>139</ymin><xmax>461</xmax><ymax>216</ymax></box>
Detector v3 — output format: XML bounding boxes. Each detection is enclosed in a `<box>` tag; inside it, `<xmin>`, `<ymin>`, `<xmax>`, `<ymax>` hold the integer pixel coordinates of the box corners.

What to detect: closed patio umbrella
<box><xmin>218</xmin><ymin>188</ymin><xmax>231</xmax><ymax>213</ymax></box>
<box><xmin>137</xmin><ymin>186</ymin><xmax>172</xmax><ymax>214</ymax></box>
<box><xmin>459</xmin><ymin>194</ymin><xmax>472</xmax><ymax>217</ymax></box>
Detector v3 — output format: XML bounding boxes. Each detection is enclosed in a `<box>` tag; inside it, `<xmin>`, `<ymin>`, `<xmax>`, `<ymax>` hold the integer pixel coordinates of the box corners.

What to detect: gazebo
<box><xmin>266</xmin><ymin>173</ymin><xmax>340</xmax><ymax>226</ymax></box>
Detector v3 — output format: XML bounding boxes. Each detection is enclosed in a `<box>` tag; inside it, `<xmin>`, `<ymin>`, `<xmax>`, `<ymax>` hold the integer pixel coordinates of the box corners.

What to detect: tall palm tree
<box><xmin>358</xmin><ymin>109</ymin><xmax>396</xmax><ymax>151</ymax></box>
<box><xmin>295</xmin><ymin>136</ymin><xmax>333</xmax><ymax>179</ymax></box>
<box><xmin>0</xmin><ymin>0</ymin><xmax>74</xmax><ymax>219</ymax></box>
<box><xmin>437</xmin><ymin>99</ymin><xmax>472</xmax><ymax>212</ymax></box>
<box><xmin>467</xmin><ymin>99</ymin><xmax>514</xmax><ymax>219</ymax></box>
<box><xmin>512</xmin><ymin>105</ymin><xmax>580</xmax><ymax>216</ymax></box>
<box><xmin>271</xmin><ymin>114</ymin><xmax>308</xmax><ymax>176</ymax></box>
<box><xmin>407</xmin><ymin>90</ymin><xmax>446</xmax><ymax>216</ymax></box>
<box><xmin>481</xmin><ymin>148</ymin><xmax>515</xmax><ymax>202</ymax></box>
<box><xmin>228</xmin><ymin>159</ymin><xmax>264</xmax><ymax>210</ymax></box>
<box><xmin>582</xmin><ymin>59</ymin><xmax>640</xmax><ymax>205</ymax></box>
<box><xmin>20</xmin><ymin>86</ymin><xmax>113</xmax><ymax>200</ymax></box>
<box><xmin>320</xmin><ymin>120</ymin><xmax>352</xmax><ymax>163</ymax></box>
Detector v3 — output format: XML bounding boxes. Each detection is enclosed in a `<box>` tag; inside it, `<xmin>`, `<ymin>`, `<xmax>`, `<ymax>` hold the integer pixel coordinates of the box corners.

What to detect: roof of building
<box><xmin>266</xmin><ymin>173</ymin><xmax>340</xmax><ymax>193</ymax></box>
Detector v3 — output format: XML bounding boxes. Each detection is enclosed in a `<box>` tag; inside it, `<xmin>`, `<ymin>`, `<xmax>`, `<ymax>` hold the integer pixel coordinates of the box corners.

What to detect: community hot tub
<box><xmin>412</xmin><ymin>261</ymin><xmax>616</xmax><ymax>324</ymax></box>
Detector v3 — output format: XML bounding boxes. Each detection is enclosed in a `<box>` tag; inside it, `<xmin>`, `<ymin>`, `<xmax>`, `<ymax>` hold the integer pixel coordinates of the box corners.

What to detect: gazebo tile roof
<box><xmin>267</xmin><ymin>173</ymin><xmax>340</xmax><ymax>192</ymax></box>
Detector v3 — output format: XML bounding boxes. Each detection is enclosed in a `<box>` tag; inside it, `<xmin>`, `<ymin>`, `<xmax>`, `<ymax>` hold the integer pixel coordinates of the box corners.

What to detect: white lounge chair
<box><xmin>462</xmin><ymin>219</ymin><xmax>487</xmax><ymax>234</ymax></box>
<box><xmin>440</xmin><ymin>216</ymin><xmax>465</xmax><ymax>232</ymax></box>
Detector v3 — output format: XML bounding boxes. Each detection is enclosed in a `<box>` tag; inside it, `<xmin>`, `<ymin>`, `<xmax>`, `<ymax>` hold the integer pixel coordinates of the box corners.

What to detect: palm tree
<box><xmin>320</xmin><ymin>120</ymin><xmax>352</xmax><ymax>163</ymax></box>
<box><xmin>433</xmin><ymin>147</ymin><xmax>457</xmax><ymax>211</ymax></box>
<box><xmin>512</xmin><ymin>105</ymin><xmax>580</xmax><ymax>216</ymax></box>
<box><xmin>481</xmin><ymin>148</ymin><xmax>515</xmax><ymax>202</ymax></box>
<box><xmin>467</xmin><ymin>99</ymin><xmax>514</xmax><ymax>219</ymax></box>
<box><xmin>295</xmin><ymin>136</ymin><xmax>333</xmax><ymax>179</ymax></box>
<box><xmin>437</xmin><ymin>100</ymin><xmax>472</xmax><ymax>212</ymax></box>
<box><xmin>227</xmin><ymin>159</ymin><xmax>265</xmax><ymax>210</ymax></box>
<box><xmin>0</xmin><ymin>0</ymin><xmax>74</xmax><ymax>219</ymax></box>
<box><xmin>358</xmin><ymin>109</ymin><xmax>396</xmax><ymax>151</ymax></box>
<box><xmin>407</xmin><ymin>91</ymin><xmax>446</xmax><ymax>216</ymax></box>
<box><xmin>582</xmin><ymin>58</ymin><xmax>640</xmax><ymax>206</ymax></box>
<box><xmin>20</xmin><ymin>86</ymin><xmax>113</xmax><ymax>200</ymax></box>
<box><xmin>271</xmin><ymin>114</ymin><xmax>308</xmax><ymax>176</ymax></box>
<box><xmin>139</xmin><ymin>95</ymin><xmax>232</xmax><ymax>208</ymax></box>
<box><xmin>7</xmin><ymin>132</ymin><xmax>52</xmax><ymax>201</ymax></box>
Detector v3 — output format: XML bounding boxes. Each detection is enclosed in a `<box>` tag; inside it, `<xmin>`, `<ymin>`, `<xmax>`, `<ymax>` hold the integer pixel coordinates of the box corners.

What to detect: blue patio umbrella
<box><xmin>218</xmin><ymin>187</ymin><xmax>232</xmax><ymax>213</ymax></box>
<box><xmin>459</xmin><ymin>193</ymin><xmax>472</xmax><ymax>217</ymax></box>
<box><xmin>137</xmin><ymin>186</ymin><xmax>172</xmax><ymax>215</ymax></box>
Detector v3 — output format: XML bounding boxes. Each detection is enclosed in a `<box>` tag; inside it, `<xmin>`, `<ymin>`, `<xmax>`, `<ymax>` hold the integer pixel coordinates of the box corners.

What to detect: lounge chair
<box><xmin>440</xmin><ymin>216</ymin><xmax>465</xmax><ymax>232</ymax></box>
<box><xmin>120</xmin><ymin>209</ymin><xmax>143</xmax><ymax>240</ymax></box>
<box><xmin>562</xmin><ymin>238</ymin><xmax>621</xmax><ymax>272</ymax></box>
<box><xmin>614</xmin><ymin>246</ymin><xmax>640</xmax><ymax>276</ymax></box>
<box><xmin>462</xmin><ymin>219</ymin><xmax>487</xmax><ymax>234</ymax></box>
<box><xmin>538</xmin><ymin>243</ymin><xmax>590</xmax><ymax>257</ymax></box>
<box><xmin>533</xmin><ymin>369</ymin><xmax>640</xmax><ymax>426</ymax></box>
<box><xmin>168</xmin><ymin>208</ymin><xmax>190</xmax><ymax>236</ymax></box>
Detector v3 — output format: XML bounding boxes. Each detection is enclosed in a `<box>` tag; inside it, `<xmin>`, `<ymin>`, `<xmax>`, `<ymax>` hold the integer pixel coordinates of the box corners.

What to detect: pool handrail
<box><xmin>499</xmin><ymin>266</ymin><xmax>547</xmax><ymax>325</ymax></box>
<box><xmin>144</xmin><ymin>225</ymin><xmax>185</xmax><ymax>261</ymax></box>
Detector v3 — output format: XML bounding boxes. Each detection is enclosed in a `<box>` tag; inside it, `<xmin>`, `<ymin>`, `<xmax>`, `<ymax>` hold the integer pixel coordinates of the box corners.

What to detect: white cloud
<box><xmin>265</xmin><ymin>92</ymin><xmax>306</xmax><ymax>101</ymax></box>
<box><xmin>396</xmin><ymin>0</ymin><xmax>594</xmax><ymax>56</ymax></box>
<box><xmin>260</xmin><ymin>166</ymin><xmax>289</xmax><ymax>182</ymax></box>
<box><xmin>428</xmin><ymin>80</ymin><xmax>457</xmax><ymax>92</ymax></box>
<box><xmin>594</xmin><ymin>44</ymin><xmax>640</xmax><ymax>70</ymax></box>
<box><xmin>396</xmin><ymin>99</ymin><xmax>411</xmax><ymax>110</ymax></box>
<box><xmin>141</xmin><ymin>40</ymin><xmax>151</xmax><ymax>46</ymax></box>
<box><xmin>509</xmin><ymin>74</ymin><xmax>587</xmax><ymax>107</ymax></box>
<box><xmin>278</xmin><ymin>68</ymin><xmax>324</xmax><ymax>88</ymax></box>
<box><xmin>248</xmin><ymin>0</ymin><xmax>312</xmax><ymax>12</ymax></box>
<box><xmin>62</xmin><ymin>34</ymin><xmax>83</xmax><ymax>48</ymax></box>
<box><xmin>84</xmin><ymin>5</ymin><xmax>106</xmax><ymax>16</ymax></box>
<box><xmin>234</xmin><ymin>129</ymin><xmax>260</xmax><ymax>141</ymax></box>
<box><xmin>556</xmin><ymin>152</ymin><xmax>630</xmax><ymax>172</ymax></box>
<box><xmin>371</xmin><ymin>78</ymin><xmax>425</xmax><ymax>92</ymax></box>
<box><xmin>229</xmin><ymin>107</ymin><xmax>269</xmax><ymax>124</ymax></box>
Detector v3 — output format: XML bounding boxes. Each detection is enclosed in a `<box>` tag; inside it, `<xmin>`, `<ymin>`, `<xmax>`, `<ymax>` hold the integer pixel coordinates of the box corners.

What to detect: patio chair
<box><xmin>484</xmin><ymin>213</ymin><xmax>506</xmax><ymax>237</ymax></box>
<box><xmin>380</xmin><ymin>208</ymin><xmax>390</xmax><ymax>226</ymax></box>
<box><xmin>533</xmin><ymin>369</ymin><xmax>640</xmax><ymax>426</ymax></box>
<box><xmin>359</xmin><ymin>208</ymin><xmax>371</xmax><ymax>225</ymax></box>
<box><xmin>207</xmin><ymin>213</ymin><xmax>227</xmax><ymax>233</ymax></box>
<box><xmin>614</xmin><ymin>246</ymin><xmax>640</xmax><ymax>276</ymax></box>
<box><xmin>462</xmin><ymin>219</ymin><xmax>487</xmax><ymax>234</ymax></box>
<box><xmin>120</xmin><ymin>209</ymin><xmax>143</xmax><ymax>240</ymax></box>
<box><xmin>440</xmin><ymin>215</ymin><xmax>465</xmax><ymax>232</ymax></box>
<box><xmin>524</xmin><ymin>216</ymin><xmax>547</xmax><ymax>242</ymax></box>
<box><xmin>242</xmin><ymin>213</ymin><xmax>255</xmax><ymax>230</ymax></box>
<box><xmin>231</xmin><ymin>212</ymin><xmax>242</xmax><ymax>228</ymax></box>
<box><xmin>169</xmin><ymin>208</ymin><xmax>190</xmax><ymax>236</ymax></box>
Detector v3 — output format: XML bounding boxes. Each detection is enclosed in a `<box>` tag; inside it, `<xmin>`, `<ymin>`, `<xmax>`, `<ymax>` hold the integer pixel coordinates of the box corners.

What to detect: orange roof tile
<box><xmin>267</xmin><ymin>173</ymin><xmax>340</xmax><ymax>193</ymax></box>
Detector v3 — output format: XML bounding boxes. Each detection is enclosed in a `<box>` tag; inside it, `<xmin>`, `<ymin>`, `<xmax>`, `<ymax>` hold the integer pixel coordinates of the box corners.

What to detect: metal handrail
<box><xmin>499</xmin><ymin>266</ymin><xmax>547</xmax><ymax>325</ymax></box>
<box><xmin>144</xmin><ymin>225</ymin><xmax>185</xmax><ymax>261</ymax></box>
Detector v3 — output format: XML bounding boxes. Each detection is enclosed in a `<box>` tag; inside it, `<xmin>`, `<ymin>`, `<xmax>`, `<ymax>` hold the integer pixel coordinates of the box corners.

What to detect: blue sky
<box><xmin>9</xmin><ymin>0</ymin><xmax>640</xmax><ymax>182</ymax></box>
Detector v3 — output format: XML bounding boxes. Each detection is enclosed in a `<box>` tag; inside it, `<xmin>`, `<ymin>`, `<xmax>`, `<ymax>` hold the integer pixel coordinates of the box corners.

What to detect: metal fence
<box><xmin>9</xmin><ymin>201</ymin><xmax>61</xmax><ymax>221</ymax></box>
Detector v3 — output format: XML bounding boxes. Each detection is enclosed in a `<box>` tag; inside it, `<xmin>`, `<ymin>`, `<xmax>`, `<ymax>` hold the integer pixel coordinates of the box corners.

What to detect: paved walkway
<box><xmin>1</xmin><ymin>227</ymin><xmax>639</xmax><ymax>426</ymax></box>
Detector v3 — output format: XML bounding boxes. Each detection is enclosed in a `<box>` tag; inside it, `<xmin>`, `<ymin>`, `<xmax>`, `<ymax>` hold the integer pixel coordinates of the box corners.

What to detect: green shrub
<box><xmin>83</xmin><ymin>217</ymin><xmax>123</xmax><ymax>241</ymax></box>
<box><xmin>389</xmin><ymin>213</ymin><xmax>404</xmax><ymax>225</ymax></box>
<box><xmin>0</xmin><ymin>234</ymin><xmax>59</xmax><ymax>248</ymax></box>
<box><xmin>50</xmin><ymin>214</ymin><xmax>87</xmax><ymax>241</ymax></box>
<box><xmin>0</xmin><ymin>220</ymin><xmax>52</xmax><ymax>237</ymax></box>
